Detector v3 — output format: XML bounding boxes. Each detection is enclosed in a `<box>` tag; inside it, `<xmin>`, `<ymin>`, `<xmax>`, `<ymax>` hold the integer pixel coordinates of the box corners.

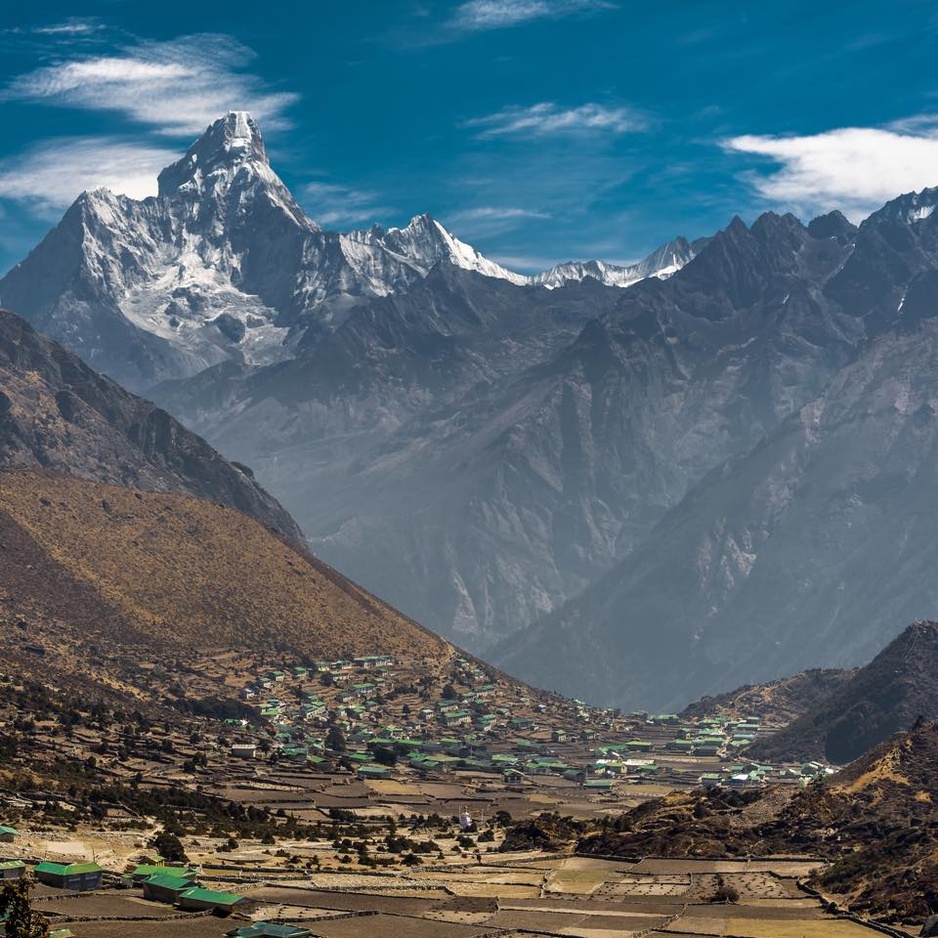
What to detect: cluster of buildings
<box><xmin>231</xmin><ymin>656</ymin><xmax>568</xmax><ymax>782</ymax></box>
<box><xmin>224</xmin><ymin>658</ymin><xmax>834</xmax><ymax>793</ymax></box>
<box><xmin>0</xmin><ymin>848</ymin><xmax>317</xmax><ymax>936</ymax></box>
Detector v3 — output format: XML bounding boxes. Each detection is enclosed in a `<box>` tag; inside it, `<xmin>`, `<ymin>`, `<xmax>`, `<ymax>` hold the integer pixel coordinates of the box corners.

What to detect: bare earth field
<box><xmin>8</xmin><ymin>849</ymin><xmax>911</xmax><ymax>938</ymax></box>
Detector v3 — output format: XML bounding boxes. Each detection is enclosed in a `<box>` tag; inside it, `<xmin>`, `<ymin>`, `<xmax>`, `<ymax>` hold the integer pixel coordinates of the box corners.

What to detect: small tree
<box><xmin>0</xmin><ymin>879</ymin><xmax>50</xmax><ymax>938</ymax></box>
<box><xmin>709</xmin><ymin>875</ymin><xmax>740</xmax><ymax>904</ymax></box>
<box><xmin>326</xmin><ymin>724</ymin><xmax>347</xmax><ymax>753</ymax></box>
<box><xmin>150</xmin><ymin>829</ymin><xmax>189</xmax><ymax>864</ymax></box>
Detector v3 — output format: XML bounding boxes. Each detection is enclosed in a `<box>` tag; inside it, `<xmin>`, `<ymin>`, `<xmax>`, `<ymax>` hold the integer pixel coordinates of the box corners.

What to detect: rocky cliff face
<box><xmin>495</xmin><ymin>192</ymin><xmax>938</xmax><ymax>709</ymax></box>
<box><xmin>0</xmin><ymin>306</ymin><xmax>304</xmax><ymax>546</ymax></box>
<box><xmin>160</xmin><ymin>209</ymin><xmax>872</xmax><ymax>650</ymax></box>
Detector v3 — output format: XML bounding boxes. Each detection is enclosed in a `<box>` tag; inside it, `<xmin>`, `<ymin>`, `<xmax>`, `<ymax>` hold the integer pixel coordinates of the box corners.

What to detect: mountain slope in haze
<box><xmin>0</xmin><ymin>306</ymin><xmax>303</xmax><ymax>545</ymax></box>
<box><xmin>157</xmin><ymin>266</ymin><xmax>631</xmax><ymax>640</ymax></box>
<box><xmin>496</xmin><ymin>190</ymin><xmax>938</xmax><ymax>708</ymax></box>
<box><xmin>749</xmin><ymin>620</ymin><xmax>938</xmax><ymax>764</ymax></box>
<box><xmin>496</xmin><ymin>310</ymin><xmax>938</xmax><ymax>711</ymax></box>
<box><xmin>164</xmin><ymin>209</ymin><xmax>868</xmax><ymax>650</ymax></box>
<box><xmin>577</xmin><ymin>719</ymin><xmax>938</xmax><ymax>922</ymax></box>
<box><xmin>680</xmin><ymin>667</ymin><xmax>855</xmax><ymax>725</ymax></box>
<box><xmin>0</xmin><ymin>471</ymin><xmax>448</xmax><ymax>691</ymax></box>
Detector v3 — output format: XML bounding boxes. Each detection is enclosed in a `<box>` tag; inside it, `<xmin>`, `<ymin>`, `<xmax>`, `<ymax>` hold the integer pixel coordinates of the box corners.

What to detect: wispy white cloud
<box><xmin>445</xmin><ymin>205</ymin><xmax>551</xmax><ymax>239</ymax></box>
<box><xmin>2</xmin><ymin>34</ymin><xmax>298</xmax><ymax>136</ymax></box>
<box><xmin>450</xmin><ymin>206</ymin><xmax>550</xmax><ymax>221</ymax></box>
<box><xmin>0</xmin><ymin>137</ymin><xmax>177</xmax><ymax>213</ymax></box>
<box><xmin>301</xmin><ymin>181</ymin><xmax>393</xmax><ymax>228</ymax></box>
<box><xmin>467</xmin><ymin>102</ymin><xmax>646</xmax><ymax>137</ymax></box>
<box><xmin>33</xmin><ymin>20</ymin><xmax>104</xmax><ymax>36</ymax></box>
<box><xmin>451</xmin><ymin>0</ymin><xmax>614</xmax><ymax>31</ymax></box>
<box><xmin>724</xmin><ymin>126</ymin><xmax>938</xmax><ymax>221</ymax></box>
<box><xmin>886</xmin><ymin>113</ymin><xmax>938</xmax><ymax>134</ymax></box>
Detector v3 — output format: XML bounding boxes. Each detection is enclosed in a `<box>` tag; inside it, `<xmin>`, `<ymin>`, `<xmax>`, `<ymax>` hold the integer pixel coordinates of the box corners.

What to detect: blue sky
<box><xmin>1</xmin><ymin>1</ymin><xmax>937</xmax><ymax>275</ymax></box>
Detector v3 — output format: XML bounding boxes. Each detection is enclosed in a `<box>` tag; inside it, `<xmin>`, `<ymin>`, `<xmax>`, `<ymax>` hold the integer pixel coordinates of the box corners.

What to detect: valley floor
<box><xmin>1</xmin><ymin>840</ymin><xmax>909</xmax><ymax>938</ymax></box>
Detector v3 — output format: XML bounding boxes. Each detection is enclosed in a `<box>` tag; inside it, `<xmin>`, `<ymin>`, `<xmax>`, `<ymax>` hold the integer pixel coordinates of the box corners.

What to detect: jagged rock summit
<box><xmin>156</xmin><ymin>110</ymin><xmax>312</xmax><ymax>227</ymax></box>
<box><xmin>158</xmin><ymin>111</ymin><xmax>271</xmax><ymax>193</ymax></box>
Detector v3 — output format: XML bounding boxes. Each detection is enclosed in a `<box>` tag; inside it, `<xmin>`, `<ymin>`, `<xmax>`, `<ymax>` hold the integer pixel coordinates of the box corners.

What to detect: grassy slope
<box><xmin>0</xmin><ymin>470</ymin><xmax>449</xmax><ymax>666</ymax></box>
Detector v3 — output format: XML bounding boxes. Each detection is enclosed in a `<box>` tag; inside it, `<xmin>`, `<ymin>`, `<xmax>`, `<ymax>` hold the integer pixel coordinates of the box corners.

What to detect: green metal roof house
<box><xmin>142</xmin><ymin>871</ymin><xmax>199</xmax><ymax>903</ymax></box>
<box><xmin>0</xmin><ymin>860</ymin><xmax>25</xmax><ymax>880</ymax></box>
<box><xmin>0</xmin><ymin>826</ymin><xmax>18</xmax><ymax>843</ymax></box>
<box><xmin>35</xmin><ymin>861</ymin><xmax>104</xmax><ymax>891</ymax></box>
<box><xmin>130</xmin><ymin>863</ymin><xmax>200</xmax><ymax>883</ymax></box>
<box><xmin>357</xmin><ymin>764</ymin><xmax>393</xmax><ymax>779</ymax></box>
<box><xmin>177</xmin><ymin>886</ymin><xmax>246</xmax><ymax>914</ymax></box>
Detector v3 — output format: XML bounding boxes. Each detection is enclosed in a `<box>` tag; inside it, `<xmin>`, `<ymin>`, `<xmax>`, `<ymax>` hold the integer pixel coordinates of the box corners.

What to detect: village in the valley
<box><xmin>0</xmin><ymin>649</ymin><xmax>873</xmax><ymax>938</ymax></box>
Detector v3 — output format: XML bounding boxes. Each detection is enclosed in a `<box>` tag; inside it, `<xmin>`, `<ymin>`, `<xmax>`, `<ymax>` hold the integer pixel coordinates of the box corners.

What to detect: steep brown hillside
<box><xmin>0</xmin><ymin>471</ymin><xmax>449</xmax><ymax>691</ymax></box>
<box><xmin>749</xmin><ymin>620</ymin><xmax>938</xmax><ymax>764</ymax></box>
<box><xmin>0</xmin><ymin>307</ymin><xmax>303</xmax><ymax>545</ymax></box>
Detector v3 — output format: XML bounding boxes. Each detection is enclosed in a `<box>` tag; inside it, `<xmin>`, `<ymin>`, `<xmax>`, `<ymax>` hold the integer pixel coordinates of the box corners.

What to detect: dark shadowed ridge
<box><xmin>679</xmin><ymin>667</ymin><xmax>856</xmax><ymax>725</ymax></box>
<box><xmin>749</xmin><ymin>620</ymin><xmax>938</xmax><ymax>764</ymax></box>
<box><xmin>0</xmin><ymin>306</ymin><xmax>305</xmax><ymax>547</ymax></box>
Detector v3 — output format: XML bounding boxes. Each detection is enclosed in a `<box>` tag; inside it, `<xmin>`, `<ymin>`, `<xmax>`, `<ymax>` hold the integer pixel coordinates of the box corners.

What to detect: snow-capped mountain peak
<box><xmin>346</xmin><ymin>213</ymin><xmax>529</xmax><ymax>285</ymax></box>
<box><xmin>155</xmin><ymin>111</ymin><xmax>311</xmax><ymax>231</ymax></box>
<box><xmin>158</xmin><ymin>111</ymin><xmax>268</xmax><ymax>196</ymax></box>
<box><xmin>532</xmin><ymin>237</ymin><xmax>696</xmax><ymax>289</ymax></box>
<box><xmin>862</xmin><ymin>186</ymin><xmax>938</xmax><ymax>228</ymax></box>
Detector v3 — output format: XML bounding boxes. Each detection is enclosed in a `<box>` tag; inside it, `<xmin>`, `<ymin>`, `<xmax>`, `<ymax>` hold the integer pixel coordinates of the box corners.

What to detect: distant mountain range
<box><xmin>0</xmin><ymin>112</ymin><xmax>691</xmax><ymax>393</ymax></box>
<box><xmin>5</xmin><ymin>111</ymin><xmax>938</xmax><ymax>711</ymax></box>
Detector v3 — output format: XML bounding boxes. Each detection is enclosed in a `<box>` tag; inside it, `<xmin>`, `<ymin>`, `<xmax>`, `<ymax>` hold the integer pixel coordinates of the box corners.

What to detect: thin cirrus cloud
<box><xmin>450</xmin><ymin>0</ymin><xmax>615</xmax><ymax>31</ymax></box>
<box><xmin>32</xmin><ymin>20</ymin><xmax>104</xmax><ymax>36</ymax></box>
<box><xmin>2</xmin><ymin>34</ymin><xmax>298</xmax><ymax>136</ymax></box>
<box><xmin>451</xmin><ymin>207</ymin><xmax>550</xmax><ymax>221</ymax></box>
<box><xmin>301</xmin><ymin>181</ymin><xmax>394</xmax><ymax>228</ymax></box>
<box><xmin>446</xmin><ymin>206</ymin><xmax>551</xmax><ymax>238</ymax></box>
<box><xmin>0</xmin><ymin>33</ymin><xmax>299</xmax><ymax>213</ymax></box>
<box><xmin>0</xmin><ymin>137</ymin><xmax>177</xmax><ymax>213</ymax></box>
<box><xmin>724</xmin><ymin>126</ymin><xmax>938</xmax><ymax>221</ymax></box>
<box><xmin>467</xmin><ymin>102</ymin><xmax>647</xmax><ymax>137</ymax></box>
